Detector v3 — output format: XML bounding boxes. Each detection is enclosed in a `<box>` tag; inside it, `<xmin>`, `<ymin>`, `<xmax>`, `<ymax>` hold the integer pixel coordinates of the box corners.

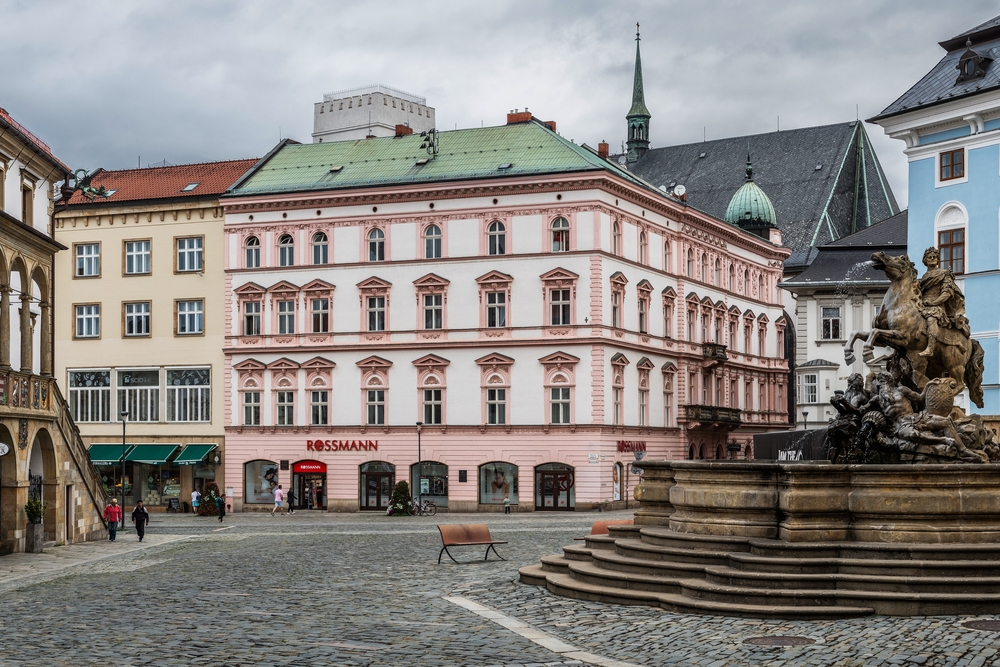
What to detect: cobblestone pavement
<box><xmin>0</xmin><ymin>510</ymin><xmax>998</xmax><ymax>666</ymax></box>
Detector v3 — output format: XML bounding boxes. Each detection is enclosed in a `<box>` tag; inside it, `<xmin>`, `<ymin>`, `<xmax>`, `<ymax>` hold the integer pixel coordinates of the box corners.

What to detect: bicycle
<box><xmin>409</xmin><ymin>498</ymin><xmax>437</xmax><ymax>516</ymax></box>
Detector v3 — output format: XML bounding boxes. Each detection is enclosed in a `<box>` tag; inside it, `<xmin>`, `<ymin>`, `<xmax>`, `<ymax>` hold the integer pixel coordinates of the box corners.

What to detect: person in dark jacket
<box><xmin>215</xmin><ymin>494</ymin><xmax>226</xmax><ymax>522</ymax></box>
<box><xmin>131</xmin><ymin>500</ymin><xmax>150</xmax><ymax>542</ymax></box>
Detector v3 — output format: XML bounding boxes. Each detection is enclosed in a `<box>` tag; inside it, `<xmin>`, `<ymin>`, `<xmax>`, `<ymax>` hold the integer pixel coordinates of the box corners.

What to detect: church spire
<box><xmin>626</xmin><ymin>23</ymin><xmax>651</xmax><ymax>163</ymax></box>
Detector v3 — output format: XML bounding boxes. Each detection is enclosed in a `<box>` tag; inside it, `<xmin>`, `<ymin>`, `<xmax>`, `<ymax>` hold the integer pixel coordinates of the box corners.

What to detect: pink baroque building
<box><xmin>220</xmin><ymin>115</ymin><xmax>791</xmax><ymax>513</ymax></box>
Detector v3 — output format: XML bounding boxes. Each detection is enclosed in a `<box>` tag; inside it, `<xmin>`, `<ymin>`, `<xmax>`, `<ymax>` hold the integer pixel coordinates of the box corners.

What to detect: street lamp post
<box><xmin>802</xmin><ymin>410</ymin><xmax>809</xmax><ymax>432</ymax></box>
<box><xmin>120</xmin><ymin>410</ymin><xmax>128</xmax><ymax>529</ymax></box>
<box><xmin>415</xmin><ymin>422</ymin><xmax>423</xmax><ymax>510</ymax></box>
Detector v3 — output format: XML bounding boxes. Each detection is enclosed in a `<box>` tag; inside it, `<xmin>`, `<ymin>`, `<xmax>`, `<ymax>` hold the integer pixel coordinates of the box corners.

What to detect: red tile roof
<box><xmin>64</xmin><ymin>158</ymin><xmax>259</xmax><ymax>206</ymax></box>
<box><xmin>0</xmin><ymin>107</ymin><xmax>71</xmax><ymax>173</ymax></box>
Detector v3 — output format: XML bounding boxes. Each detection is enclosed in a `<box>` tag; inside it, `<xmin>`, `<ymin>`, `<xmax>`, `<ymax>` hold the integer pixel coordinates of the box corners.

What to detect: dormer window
<box><xmin>956</xmin><ymin>41</ymin><xmax>991</xmax><ymax>83</ymax></box>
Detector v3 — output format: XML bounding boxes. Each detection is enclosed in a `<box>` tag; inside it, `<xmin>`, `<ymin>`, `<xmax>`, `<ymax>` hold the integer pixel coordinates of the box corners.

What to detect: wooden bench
<box><xmin>437</xmin><ymin>524</ymin><xmax>507</xmax><ymax>564</ymax></box>
<box><xmin>573</xmin><ymin>518</ymin><xmax>633</xmax><ymax>540</ymax></box>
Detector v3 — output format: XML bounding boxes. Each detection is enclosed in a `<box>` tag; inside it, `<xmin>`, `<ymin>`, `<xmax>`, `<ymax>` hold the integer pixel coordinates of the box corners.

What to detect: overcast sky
<box><xmin>3</xmin><ymin>0</ymin><xmax>998</xmax><ymax>208</ymax></box>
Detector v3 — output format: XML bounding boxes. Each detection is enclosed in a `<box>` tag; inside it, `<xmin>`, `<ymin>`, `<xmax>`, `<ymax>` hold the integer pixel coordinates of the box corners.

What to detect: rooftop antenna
<box><xmin>856</xmin><ymin>104</ymin><xmax>859</xmax><ymax>121</ymax></box>
<box><xmin>776</xmin><ymin>116</ymin><xmax>779</xmax><ymax>132</ymax></box>
<box><xmin>703</xmin><ymin>126</ymin><xmax>706</xmax><ymax>143</ymax></box>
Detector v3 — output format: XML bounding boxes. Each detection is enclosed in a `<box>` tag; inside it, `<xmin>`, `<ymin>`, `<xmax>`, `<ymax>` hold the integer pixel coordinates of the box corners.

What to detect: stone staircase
<box><xmin>519</xmin><ymin>524</ymin><xmax>1000</xmax><ymax>618</ymax></box>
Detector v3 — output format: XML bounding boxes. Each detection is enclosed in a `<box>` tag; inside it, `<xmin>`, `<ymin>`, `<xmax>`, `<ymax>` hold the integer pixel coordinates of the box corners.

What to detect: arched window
<box><xmin>551</xmin><ymin>217</ymin><xmax>570</xmax><ymax>252</ymax></box>
<box><xmin>664</xmin><ymin>239</ymin><xmax>672</xmax><ymax>272</ymax></box>
<box><xmin>611</xmin><ymin>221</ymin><xmax>621</xmax><ymax>255</ymax></box>
<box><xmin>488</xmin><ymin>221</ymin><xmax>506</xmax><ymax>255</ymax></box>
<box><xmin>245</xmin><ymin>236</ymin><xmax>260</xmax><ymax>268</ymax></box>
<box><xmin>686</xmin><ymin>249</ymin><xmax>693</xmax><ymax>277</ymax></box>
<box><xmin>278</xmin><ymin>234</ymin><xmax>295</xmax><ymax>267</ymax></box>
<box><xmin>714</xmin><ymin>259</ymin><xmax>721</xmax><ymax>286</ymax></box>
<box><xmin>758</xmin><ymin>274</ymin><xmax>764</xmax><ymax>300</ymax></box>
<box><xmin>639</xmin><ymin>231</ymin><xmax>647</xmax><ymax>263</ymax></box>
<box><xmin>700</xmin><ymin>253</ymin><xmax>707</xmax><ymax>281</ymax></box>
<box><xmin>743</xmin><ymin>269</ymin><xmax>750</xmax><ymax>296</ymax></box>
<box><xmin>424</xmin><ymin>224</ymin><xmax>442</xmax><ymax>259</ymax></box>
<box><xmin>312</xmin><ymin>232</ymin><xmax>328</xmax><ymax>265</ymax></box>
<box><xmin>728</xmin><ymin>264</ymin><xmax>735</xmax><ymax>291</ymax></box>
<box><xmin>368</xmin><ymin>228</ymin><xmax>385</xmax><ymax>262</ymax></box>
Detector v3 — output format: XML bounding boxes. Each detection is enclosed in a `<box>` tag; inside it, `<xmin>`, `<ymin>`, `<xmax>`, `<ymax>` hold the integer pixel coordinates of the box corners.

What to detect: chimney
<box><xmin>598</xmin><ymin>141</ymin><xmax>609</xmax><ymax>159</ymax></box>
<box><xmin>395</xmin><ymin>124</ymin><xmax>413</xmax><ymax>137</ymax></box>
<box><xmin>543</xmin><ymin>120</ymin><xmax>557</xmax><ymax>132</ymax></box>
<box><xmin>507</xmin><ymin>109</ymin><xmax>533</xmax><ymax>124</ymax></box>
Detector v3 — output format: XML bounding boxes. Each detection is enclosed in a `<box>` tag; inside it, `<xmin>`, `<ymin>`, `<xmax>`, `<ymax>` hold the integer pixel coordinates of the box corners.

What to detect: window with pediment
<box><xmin>476</xmin><ymin>353</ymin><xmax>513</xmax><ymax>426</ymax></box>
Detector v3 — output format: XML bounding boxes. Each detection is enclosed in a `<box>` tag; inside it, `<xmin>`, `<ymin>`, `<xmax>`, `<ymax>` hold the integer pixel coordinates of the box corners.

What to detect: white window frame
<box><xmin>550</xmin><ymin>386</ymin><xmax>571</xmax><ymax>424</ymax></box>
<box><xmin>68</xmin><ymin>369</ymin><xmax>112</xmax><ymax>422</ymax></box>
<box><xmin>799</xmin><ymin>373</ymin><xmax>818</xmax><ymax>404</ymax></box>
<box><xmin>245</xmin><ymin>236</ymin><xmax>260</xmax><ymax>268</ymax></box>
<box><xmin>488</xmin><ymin>221</ymin><xmax>506</xmax><ymax>256</ymax></box>
<box><xmin>424</xmin><ymin>224</ymin><xmax>442</xmax><ymax>259</ymax></box>
<box><xmin>243</xmin><ymin>391</ymin><xmax>261</xmax><ymax>426</ymax></box>
<box><xmin>124</xmin><ymin>301</ymin><xmax>150</xmax><ymax>337</ymax></box>
<box><xmin>311</xmin><ymin>298</ymin><xmax>329</xmax><ymax>333</ymax></box>
<box><xmin>277</xmin><ymin>299</ymin><xmax>295</xmax><ymax>335</ymax></box>
<box><xmin>124</xmin><ymin>240</ymin><xmax>151</xmax><ymax>275</ymax></box>
<box><xmin>276</xmin><ymin>390</ymin><xmax>295</xmax><ymax>426</ymax></box>
<box><xmin>243</xmin><ymin>301</ymin><xmax>261</xmax><ymax>336</ymax></box>
<box><xmin>176</xmin><ymin>237</ymin><xmax>203</xmax><ymax>272</ymax></box>
<box><xmin>75</xmin><ymin>243</ymin><xmax>100</xmax><ymax>277</ymax></box>
<box><xmin>311</xmin><ymin>390</ymin><xmax>329</xmax><ymax>425</ymax></box>
<box><xmin>423</xmin><ymin>293</ymin><xmax>443</xmax><ymax>330</ymax></box>
<box><xmin>486</xmin><ymin>291</ymin><xmax>506</xmax><ymax>328</ymax></box>
<box><xmin>165</xmin><ymin>367</ymin><xmax>211</xmax><ymax>422</ymax></box>
<box><xmin>367</xmin><ymin>296</ymin><xmax>386</xmax><ymax>332</ymax></box>
<box><xmin>486</xmin><ymin>388</ymin><xmax>507</xmax><ymax>425</ymax></box>
<box><xmin>278</xmin><ymin>234</ymin><xmax>295</xmax><ymax>267</ymax></box>
<box><xmin>177</xmin><ymin>300</ymin><xmax>204</xmax><ymax>335</ymax></box>
<box><xmin>367</xmin><ymin>389</ymin><xmax>385</xmax><ymax>425</ymax></box>
<box><xmin>312</xmin><ymin>232</ymin><xmax>329</xmax><ymax>265</ymax></box>
<box><xmin>75</xmin><ymin>304</ymin><xmax>100</xmax><ymax>338</ymax></box>
<box><xmin>117</xmin><ymin>368</ymin><xmax>160</xmax><ymax>422</ymax></box>
<box><xmin>550</xmin><ymin>288</ymin><xmax>571</xmax><ymax>326</ymax></box>
<box><xmin>423</xmin><ymin>388</ymin><xmax>443</xmax><ymax>425</ymax></box>
<box><xmin>821</xmin><ymin>305</ymin><xmax>842</xmax><ymax>340</ymax></box>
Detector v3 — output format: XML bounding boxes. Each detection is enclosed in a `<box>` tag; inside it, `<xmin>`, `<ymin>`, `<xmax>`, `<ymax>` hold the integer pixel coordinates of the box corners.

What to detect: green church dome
<box><xmin>724</xmin><ymin>157</ymin><xmax>776</xmax><ymax>228</ymax></box>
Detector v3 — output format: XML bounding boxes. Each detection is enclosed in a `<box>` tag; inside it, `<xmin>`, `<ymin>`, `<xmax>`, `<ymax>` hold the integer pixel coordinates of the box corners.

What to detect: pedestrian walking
<box><xmin>286</xmin><ymin>488</ymin><xmax>295</xmax><ymax>515</ymax></box>
<box><xmin>132</xmin><ymin>500</ymin><xmax>150</xmax><ymax>542</ymax></box>
<box><xmin>271</xmin><ymin>485</ymin><xmax>285</xmax><ymax>516</ymax></box>
<box><xmin>503</xmin><ymin>495</ymin><xmax>511</xmax><ymax>515</ymax></box>
<box><xmin>104</xmin><ymin>498</ymin><xmax>123</xmax><ymax>541</ymax></box>
<box><xmin>215</xmin><ymin>494</ymin><xmax>226</xmax><ymax>522</ymax></box>
<box><xmin>191</xmin><ymin>489</ymin><xmax>201</xmax><ymax>514</ymax></box>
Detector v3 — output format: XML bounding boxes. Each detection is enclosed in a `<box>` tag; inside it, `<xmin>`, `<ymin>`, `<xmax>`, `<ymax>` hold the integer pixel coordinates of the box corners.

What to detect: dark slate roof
<box><xmin>629</xmin><ymin>122</ymin><xmax>899</xmax><ymax>253</ymax></box>
<box><xmin>798</xmin><ymin>359</ymin><xmax>841</xmax><ymax>368</ymax></box>
<box><xmin>873</xmin><ymin>15</ymin><xmax>1000</xmax><ymax>121</ymax></box>
<box><xmin>784</xmin><ymin>247</ymin><xmax>819</xmax><ymax>274</ymax></box>
<box><xmin>780</xmin><ymin>210</ymin><xmax>907</xmax><ymax>289</ymax></box>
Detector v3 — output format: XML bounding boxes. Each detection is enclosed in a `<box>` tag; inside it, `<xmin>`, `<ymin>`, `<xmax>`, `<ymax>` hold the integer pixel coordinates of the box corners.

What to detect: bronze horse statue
<box><xmin>844</xmin><ymin>251</ymin><xmax>984</xmax><ymax>408</ymax></box>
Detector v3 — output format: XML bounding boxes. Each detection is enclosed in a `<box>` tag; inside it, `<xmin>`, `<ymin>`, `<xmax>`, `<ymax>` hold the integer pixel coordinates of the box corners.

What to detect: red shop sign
<box><xmin>293</xmin><ymin>460</ymin><xmax>328</xmax><ymax>473</ymax></box>
<box><xmin>617</xmin><ymin>440</ymin><xmax>647</xmax><ymax>453</ymax></box>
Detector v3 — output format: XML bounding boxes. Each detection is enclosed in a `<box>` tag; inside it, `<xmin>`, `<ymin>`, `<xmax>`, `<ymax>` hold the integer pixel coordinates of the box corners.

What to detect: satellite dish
<box><xmin>673</xmin><ymin>184</ymin><xmax>687</xmax><ymax>197</ymax></box>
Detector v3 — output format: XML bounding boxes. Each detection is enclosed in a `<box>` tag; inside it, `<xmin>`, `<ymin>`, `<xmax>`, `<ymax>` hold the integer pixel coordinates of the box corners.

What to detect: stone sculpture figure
<box><xmin>835</xmin><ymin>249</ymin><xmax>994</xmax><ymax>464</ymax></box>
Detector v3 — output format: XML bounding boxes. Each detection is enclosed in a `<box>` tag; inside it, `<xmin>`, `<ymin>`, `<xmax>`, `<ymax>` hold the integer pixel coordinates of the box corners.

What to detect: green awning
<box><xmin>88</xmin><ymin>444</ymin><xmax>133</xmax><ymax>465</ymax></box>
<box><xmin>173</xmin><ymin>444</ymin><xmax>217</xmax><ymax>465</ymax></box>
<box><xmin>124</xmin><ymin>444</ymin><xmax>181</xmax><ymax>465</ymax></box>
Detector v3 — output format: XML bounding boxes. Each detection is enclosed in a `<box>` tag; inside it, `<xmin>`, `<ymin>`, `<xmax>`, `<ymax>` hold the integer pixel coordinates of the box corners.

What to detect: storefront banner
<box><xmin>480</xmin><ymin>462</ymin><xmax>518</xmax><ymax>504</ymax></box>
<box><xmin>293</xmin><ymin>460</ymin><xmax>327</xmax><ymax>473</ymax></box>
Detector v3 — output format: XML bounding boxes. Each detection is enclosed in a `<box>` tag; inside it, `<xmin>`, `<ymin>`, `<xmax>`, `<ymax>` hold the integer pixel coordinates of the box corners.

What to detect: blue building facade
<box><xmin>872</xmin><ymin>15</ymin><xmax>1000</xmax><ymax>413</ymax></box>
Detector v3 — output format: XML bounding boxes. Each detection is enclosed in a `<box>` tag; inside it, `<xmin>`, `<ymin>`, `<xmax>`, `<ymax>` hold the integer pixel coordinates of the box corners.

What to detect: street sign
<box><xmin>0</xmin><ymin>443</ymin><xmax>8</xmax><ymax>456</ymax></box>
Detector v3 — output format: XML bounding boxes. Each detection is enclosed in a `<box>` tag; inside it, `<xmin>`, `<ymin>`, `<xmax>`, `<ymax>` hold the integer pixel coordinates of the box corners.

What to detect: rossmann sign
<box><xmin>616</xmin><ymin>440</ymin><xmax>646</xmax><ymax>453</ymax></box>
<box><xmin>307</xmin><ymin>440</ymin><xmax>379</xmax><ymax>451</ymax></box>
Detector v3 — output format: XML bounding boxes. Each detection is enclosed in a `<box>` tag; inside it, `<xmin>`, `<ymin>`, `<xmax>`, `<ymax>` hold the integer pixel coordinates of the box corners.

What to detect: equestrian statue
<box><xmin>834</xmin><ymin>248</ymin><xmax>995</xmax><ymax>463</ymax></box>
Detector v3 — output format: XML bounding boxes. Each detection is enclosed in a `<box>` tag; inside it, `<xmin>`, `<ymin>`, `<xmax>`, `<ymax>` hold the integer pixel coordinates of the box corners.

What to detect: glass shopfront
<box><xmin>535</xmin><ymin>462</ymin><xmax>575</xmax><ymax>511</ymax></box>
<box><xmin>244</xmin><ymin>459</ymin><xmax>279</xmax><ymax>504</ymax></box>
<box><xmin>135</xmin><ymin>463</ymin><xmax>182</xmax><ymax>507</ymax></box>
<box><xmin>479</xmin><ymin>461</ymin><xmax>518</xmax><ymax>505</ymax></box>
<box><xmin>97</xmin><ymin>465</ymin><xmax>131</xmax><ymax>500</ymax></box>
<box><xmin>292</xmin><ymin>460</ymin><xmax>327</xmax><ymax>510</ymax></box>
<box><xmin>359</xmin><ymin>461</ymin><xmax>395</xmax><ymax>510</ymax></box>
<box><xmin>410</xmin><ymin>461</ymin><xmax>448</xmax><ymax>507</ymax></box>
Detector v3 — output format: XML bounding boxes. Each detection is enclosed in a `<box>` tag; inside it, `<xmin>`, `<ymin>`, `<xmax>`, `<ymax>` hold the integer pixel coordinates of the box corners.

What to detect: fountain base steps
<box><xmin>519</xmin><ymin>527</ymin><xmax>1000</xmax><ymax>618</ymax></box>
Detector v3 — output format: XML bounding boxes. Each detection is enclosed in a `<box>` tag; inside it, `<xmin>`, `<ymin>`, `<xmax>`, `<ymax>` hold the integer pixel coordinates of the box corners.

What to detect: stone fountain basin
<box><xmin>634</xmin><ymin>460</ymin><xmax>1000</xmax><ymax>544</ymax></box>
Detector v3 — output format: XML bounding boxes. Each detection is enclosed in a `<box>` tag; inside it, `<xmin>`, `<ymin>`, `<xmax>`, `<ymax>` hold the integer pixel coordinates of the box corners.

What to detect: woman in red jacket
<box><xmin>103</xmin><ymin>498</ymin><xmax>123</xmax><ymax>541</ymax></box>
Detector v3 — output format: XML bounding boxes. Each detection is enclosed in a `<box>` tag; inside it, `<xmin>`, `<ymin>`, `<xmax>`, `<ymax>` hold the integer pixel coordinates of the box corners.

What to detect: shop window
<box><xmin>535</xmin><ymin>462</ymin><xmax>574</xmax><ymax>510</ymax></box>
<box><xmin>424</xmin><ymin>224</ymin><xmax>442</xmax><ymax>259</ymax></box>
<box><xmin>117</xmin><ymin>369</ymin><xmax>160</xmax><ymax>422</ymax></box>
<box><xmin>245</xmin><ymin>236</ymin><xmax>260</xmax><ymax>268</ymax></box>
<box><xmin>276</xmin><ymin>391</ymin><xmax>295</xmax><ymax>426</ymax></box>
<box><xmin>124</xmin><ymin>301</ymin><xmax>150</xmax><ymax>337</ymax></box>
<box><xmin>244</xmin><ymin>391</ymin><xmax>261</xmax><ymax>426</ymax></box>
<box><xmin>75</xmin><ymin>243</ymin><xmax>100</xmax><ymax>277</ymax></box>
<box><xmin>68</xmin><ymin>369</ymin><xmax>111</xmax><ymax>422</ymax></box>
<box><xmin>411</xmin><ymin>461</ymin><xmax>448</xmax><ymax>507</ymax></box>
<box><xmin>939</xmin><ymin>229</ymin><xmax>965</xmax><ymax>274</ymax></box>
<box><xmin>310</xmin><ymin>390</ymin><xmax>328</xmax><ymax>425</ymax></box>
<box><xmin>480</xmin><ymin>462</ymin><xmax>518</xmax><ymax>505</ymax></box>
<box><xmin>551</xmin><ymin>217</ymin><xmax>570</xmax><ymax>252</ymax></box>
<box><xmin>166</xmin><ymin>368</ymin><xmax>210</xmax><ymax>422</ymax></box>
<box><xmin>278</xmin><ymin>234</ymin><xmax>295</xmax><ymax>267</ymax></box>
<box><xmin>312</xmin><ymin>232</ymin><xmax>329</xmax><ymax>265</ymax></box>
<box><xmin>245</xmin><ymin>460</ymin><xmax>279</xmax><ymax>504</ymax></box>
<box><xmin>488</xmin><ymin>221</ymin><xmax>506</xmax><ymax>256</ymax></box>
<box><xmin>124</xmin><ymin>240</ymin><xmax>151</xmax><ymax>275</ymax></box>
<box><xmin>360</xmin><ymin>461</ymin><xmax>395</xmax><ymax>510</ymax></box>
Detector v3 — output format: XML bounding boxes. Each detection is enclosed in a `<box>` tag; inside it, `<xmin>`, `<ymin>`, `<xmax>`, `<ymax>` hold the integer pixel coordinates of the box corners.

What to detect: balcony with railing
<box><xmin>682</xmin><ymin>404</ymin><xmax>742</xmax><ymax>429</ymax></box>
<box><xmin>702</xmin><ymin>343</ymin><xmax>729</xmax><ymax>367</ymax></box>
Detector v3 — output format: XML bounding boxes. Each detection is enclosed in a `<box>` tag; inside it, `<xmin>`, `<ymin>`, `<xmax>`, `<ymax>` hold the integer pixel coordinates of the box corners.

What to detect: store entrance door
<box><xmin>292</xmin><ymin>460</ymin><xmax>327</xmax><ymax>510</ymax></box>
<box><xmin>535</xmin><ymin>463</ymin><xmax>575</xmax><ymax>511</ymax></box>
<box><xmin>359</xmin><ymin>461</ymin><xmax>395</xmax><ymax>510</ymax></box>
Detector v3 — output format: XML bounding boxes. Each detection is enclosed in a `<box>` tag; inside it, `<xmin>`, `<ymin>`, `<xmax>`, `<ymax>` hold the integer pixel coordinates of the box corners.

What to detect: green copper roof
<box><xmin>725</xmin><ymin>180</ymin><xmax>777</xmax><ymax>227</ymax></box>
<box><xmin>627</xmin><ymin>32</ymin><xmax>650</xmax><ymax>119</ymax></box>
<box><xmin>230</xmin><ymin>121</ymin><xmax>652</xmax><ymax>196</ymax></box>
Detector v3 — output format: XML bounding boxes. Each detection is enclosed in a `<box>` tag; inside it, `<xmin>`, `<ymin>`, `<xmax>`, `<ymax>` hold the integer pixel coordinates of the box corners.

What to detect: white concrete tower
<box><xmin>312</xmin><ymin>84</ymin><xmax>436</xmax><ymax>143</ymax></box>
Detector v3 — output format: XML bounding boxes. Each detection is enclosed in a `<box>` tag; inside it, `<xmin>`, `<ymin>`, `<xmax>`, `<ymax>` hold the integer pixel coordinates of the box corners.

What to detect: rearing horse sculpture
<box><xmin>844</xmin><ymin>251</ymin><xmax>984</xmax><ymax>408</ymax></box>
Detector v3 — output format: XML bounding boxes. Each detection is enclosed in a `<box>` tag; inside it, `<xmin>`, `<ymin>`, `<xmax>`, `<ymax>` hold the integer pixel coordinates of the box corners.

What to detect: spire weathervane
<box><xmin>626</xmin><ymin>21</ymin><xmax>651</xmax><ymax>163</ymax></box>
<box><xmin>745</xmin><ymin>143</ymin><xmax>754</xmax><ymax>182</ymax></box>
